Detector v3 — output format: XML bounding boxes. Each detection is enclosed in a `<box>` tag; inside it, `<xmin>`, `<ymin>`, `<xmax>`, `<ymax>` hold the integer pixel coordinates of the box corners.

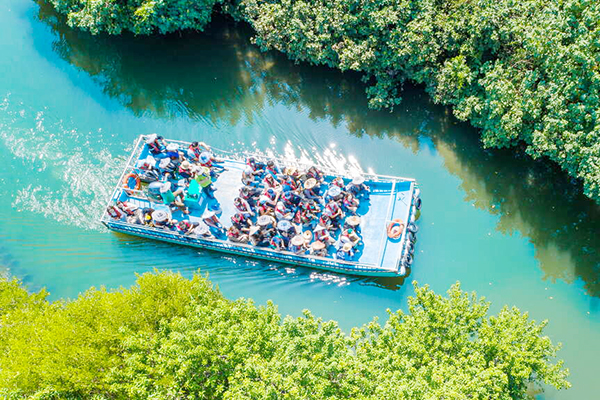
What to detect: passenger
<box><xmin>276</xmin><ymin>220</ymin><xmax>296</xmax><ymax>243</ymax></box>
<box><xmin>177</xmin><ymin>220</ymin><xmax>199</xmax><ymax>235</ymax></box>
<box><xmin>341</xmin><ymin>228</ymin><xmax>361</xmax><ymax>248</ymax></box>
<box><xmin>324</xmin><ymin>199</ymin><xmax>344</xmax><ymax>224</ymax></box>
<box><xmin>159</xmin><ymin>181</ymin><xmax>189</xmax><ymax>214</ymax></box>
<box><xmin>258</xmin><ymin>188</ymin><xmax>279</xmax><ymax>214</ymax></box>
<box><xmin>193</xmin><ymin>167</ymin><xmax>215</xmax><ymax>199</ymax></box>
<box><xmin>141</xmin><ymin>207</ymin><xmax>155</xmax><ymax>226</ymax></box>
<box><xmin>262</xmin><ymin>174</ymin><xmax>281</xmax><ymax>190</ymax></box>
<box><xmin>324</xmin><ymin>185</ymin><xmax>344</xmax><ymax>204</ymax></box>
<box><xmin>150</xmin><ymin>209</ymin><xmax>171</xmax><ymax>228</ymax></box>
<box><xmin>274</xmin><ymin>201</ymin><xmax>294</xmax><ymax>220</ymax></box>
<box><xmin>165</xmin><ymin>143</ymin><xmax>183</xmax><ymax>162</ymax></box>
<box><xmin>265</xmin><ymin>160</ymin><xmax>282</xmax><ymax>178</ymax></box>
<box><xmin>313</xmin><ymin>224</ymin><xmax>336</xmax><ymax>245</ymax></box>
<box><xmin>336</xmin><ymin>242</ymin><xmax>354</xmax><ymax>261</ymax></box>
<box><xmin>249</xmin><ymin>226</ymin><xmax>262</xmax><ymax>246</ymax></box>
<box><xmin>269</xmin><ymin>233</ymin><xmax>286</xmax><ymax>251</ymax></box>
<box><xmin>234</xmin><ymin>197</ymin><xmax>255</xmax><ymax>218</ymax></box>
<box><xmin>199</xmin><ymin>151</ymin><xmax>226</xmax><ymax>174</ymax></box>
<box><xmin>306</xmin><ymin>166</ymin><xmax>324</xmax><ymax>183</ymax></box>
<box><xmin>288</xmin><ymin>234</ymin><xmax>307</xmax><ymax>255</ymax></box>
<box><xmin>106</xmin><ymin>204</ymin><xmax>124</xmax><ymax>220</ymax></box>
<box><xmin>342</xmin><ymin>192</ymin><xmax>360</xmax><ymax>214</ymax></box>
<box><xmin>281</xmin><ymin>189</ymin><xmax>301</xmax><ymax>208</ymax></box>
<box><xmin>240</xmin><ymin>185</ymin><xmax>260</xmax><ymax>207</ymax></box>
<box><xmin>280</xmin><ymin>173</ymin><xmax>298</xmax><ymax>192</ymax></box>
<box><xmin>202</xmin><ymin>211</ymin><xmax>224</xmax><ymax>233</ymax></box>
<box><xmin>145</xmin><ymin>134</ymin><xmax>167</xmax><ymax>155</ymax></box>
<box><xmin>231</xmin><ymin>212</ymin><xmax>253</xmax><ymax>232</ymax></box>
<box><xmin>303</xmin><ymin>178</ymin><xmax>321</xmax><ymax>201</ymax></box>
<box><xmin>178</xmin><ymin>160</ymin><xmax>194</xmax><ymax>180</ymax></box>
<box><xmin>187</xmin><ymin>141</ymin><xmax>202</xmax><ymax>162</ymax></box>
<box><xmin>331</xmin><ymin>177</ymin><xmax>345</xmax><ymax>188</ymax></box>
<box><xmin>227</xmin><ymin>226</ymin><xmax>249</xmax><ymax>243</ymax></box>
<box><xmin>242</xmin><ymin>165</ymin><xmax>261</xmax><ymax>186</ymax></box>
<box><xmin>346</xmin><ymin>175</ymin><xmax>370</xmax><ymax>199</ymax></box>
<box><xmin>309</xmin><ymin>241</ymin><xmax>328</xmax><ymax>257</ymax></box>
<box><xmin>246</xmin><ymin>157</ymin><xmax>266</xmax><ymax>172</ymax></box>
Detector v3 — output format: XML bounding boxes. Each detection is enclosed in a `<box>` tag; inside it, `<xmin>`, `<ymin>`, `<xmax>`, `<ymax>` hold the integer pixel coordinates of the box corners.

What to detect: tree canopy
<box><xmin>48</xmin><ymin>0</ymin><xmax>600</xmax><ymax>204</ymax></box>
<box><xmin>0</xmin><ymin>271</ymin><xmax>569</xmax><ymax>398</ymax></box>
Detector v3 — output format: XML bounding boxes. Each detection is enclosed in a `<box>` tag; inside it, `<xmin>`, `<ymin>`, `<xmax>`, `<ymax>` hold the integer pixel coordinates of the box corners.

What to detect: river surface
<box><xmin>1</xmin><ymin>1</ymin><xmax>599</xmax><ymax>398</ymax></box>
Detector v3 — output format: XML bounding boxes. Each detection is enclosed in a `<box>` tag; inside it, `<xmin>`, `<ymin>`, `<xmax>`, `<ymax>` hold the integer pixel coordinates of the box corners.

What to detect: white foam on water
<box><xmin>0</xmin><ymin>94</ymin><xmax>127</xmax><ymax>231</ymax></box>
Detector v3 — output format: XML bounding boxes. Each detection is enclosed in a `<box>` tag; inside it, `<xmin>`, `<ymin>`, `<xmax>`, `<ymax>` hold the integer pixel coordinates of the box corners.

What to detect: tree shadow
<box><xmin>35</xmin><ymin>1</ymin><xmax>599</xmax><ymax>295</ymax></box>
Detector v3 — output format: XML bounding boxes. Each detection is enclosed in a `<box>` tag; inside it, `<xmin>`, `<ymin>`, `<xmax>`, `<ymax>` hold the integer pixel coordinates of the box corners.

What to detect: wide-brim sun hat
<box><xmin>258</xmin><ymin>215</ymin><xmax>273</xmax><ymax>226</ymax></box>
<box><xmin>352</xmin><ymin>175</ymin><xmax>365</xmax><ymax>185</ymax></box>
<box><xmin>328</xmin><ymin>185</ymin><xmax>342</xmax><ymax>197</ymax></box>
<box><xmin>166</xmin><ymin>143</ymin><xmax>178</xmax><ymax>152</ymax></box>
<box><xmin>200</xmin><ymin>151</ymin><xmax>211</xmax><ymax>164</ymax></box>
<box><xmin>277</xmin><ymin>220</ymin><xmax>292</xmax><ymax>231</ymax></box>
<box><xmin>151</xmin><ymin>209</ymin><xmax>168</xmax><ymax>222</ymax></box>
<box><xmin>145</xmin><ymin>133</ymin><xmax>158</xmax><ymax>144</ymax></box>
<box><xmin>304</xmin><ymin>178</ymin><xmax>317</xmax><ymax>190</ymax></box>
<box><xmin>343</xmin><ymin>242</ymin><xmax>353</xmax><ymax>252</ymax></box>
<box><xmin>291</xmin><ymin>234</ymin><xmax>305</xmax><ymax>246</ymax></box>
<box><xmin>159</xmin><ymin>181</ymin><xmax>171</xmax><ymax>193</ymax></box>
<box><xmin>311</xmin><ymin>240</ymin><xmax>326</xmax><ymax>250</ymax></box>
<box><xmin>303</xmin><ymin>231</ymin><xmax>313</xmax><ymax>241</ymax></box>
<box><xmin>180</xmin><ymin>160</ymin><xmax>192</xmax><ymax>170</ymax></box>
<box><xmin>346</xmin><ymin>215</ymin><xmax>361</xmax><ymax>226</ymax></box>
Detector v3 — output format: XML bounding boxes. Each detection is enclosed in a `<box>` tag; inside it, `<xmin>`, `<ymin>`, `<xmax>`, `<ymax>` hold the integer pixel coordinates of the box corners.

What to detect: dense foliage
<box><xmin>48</xmin><ymin>0</ymin><xmax>600</xmax><ymax>204</ymax></box>
<box><xmin>0</xmin><ymin>271</ymin><xmax>569</xmax><ymax>398</ymax></box>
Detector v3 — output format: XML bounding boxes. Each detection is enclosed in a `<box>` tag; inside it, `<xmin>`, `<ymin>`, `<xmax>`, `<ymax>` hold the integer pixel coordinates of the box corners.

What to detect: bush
<box><xmin>0</xmin><ymin>271</ymin><xmax>569</xmax><ymax>398</ymax></box>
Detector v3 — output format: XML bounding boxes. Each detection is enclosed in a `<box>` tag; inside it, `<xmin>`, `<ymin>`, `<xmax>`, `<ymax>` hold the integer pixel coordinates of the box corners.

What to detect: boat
<box><xmin>100</xmin><ymin>135</ymin><xmax>421</xmax><ymax>277</ymax></box>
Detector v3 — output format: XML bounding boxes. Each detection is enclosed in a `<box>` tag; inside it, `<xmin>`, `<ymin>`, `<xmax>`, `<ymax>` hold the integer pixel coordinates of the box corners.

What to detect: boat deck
<box><xmin>102</xmin><ymin>137</ymin><xmax>419</xmax><ymax>277</ymax></box>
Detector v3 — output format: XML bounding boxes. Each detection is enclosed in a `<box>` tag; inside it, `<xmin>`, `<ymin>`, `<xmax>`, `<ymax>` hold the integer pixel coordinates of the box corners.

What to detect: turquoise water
<box><xmin>1</xmin><ymin>1</ymin><xmax>599</xmax><ymax>397</ymax></box>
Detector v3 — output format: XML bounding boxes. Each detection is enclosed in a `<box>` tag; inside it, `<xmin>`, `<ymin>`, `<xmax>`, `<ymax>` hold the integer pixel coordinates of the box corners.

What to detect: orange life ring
<box><xmin>387</xmin><ymin>218</ymin><xmax>405</xmax><ymax>239</ymax></box>
<box><xmin>122</xmin><ymin>172</ymin><xmax>141</xmax><ymax>194</ymax></box>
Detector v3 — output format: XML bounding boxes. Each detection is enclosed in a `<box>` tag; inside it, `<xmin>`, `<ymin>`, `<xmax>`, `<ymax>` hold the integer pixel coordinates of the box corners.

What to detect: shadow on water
<box><xmin>36</xmin><ymin>2</ymin><xmax>599</xmax><ymax>295</ymax></box>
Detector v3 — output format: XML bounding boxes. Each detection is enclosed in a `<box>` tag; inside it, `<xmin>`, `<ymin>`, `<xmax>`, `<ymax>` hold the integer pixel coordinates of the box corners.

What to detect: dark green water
<box><xmin>1</xmin><ymin>1</ymin><xmax>599</xmax><ymax>397</ymax></box>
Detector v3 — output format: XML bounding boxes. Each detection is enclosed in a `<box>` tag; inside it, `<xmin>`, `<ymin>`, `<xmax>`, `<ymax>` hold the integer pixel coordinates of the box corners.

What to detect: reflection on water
<box><xmin>35</xmin><ymin>2</ymin><xmax>599</xmax><ymax>296</ymax></box>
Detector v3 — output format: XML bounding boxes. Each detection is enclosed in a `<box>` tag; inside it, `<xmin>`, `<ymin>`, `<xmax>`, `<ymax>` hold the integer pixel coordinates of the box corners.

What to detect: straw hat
<box><xmin>311</xmin><ymin>240</ymin><xmax>326</xmax><ymax>250</ymax></box>
<box><xmin>327</xmin><ymin>185</ymin><xmax>342</xmax><ymax>197</ymax></box>
<box><xmin>352</xmin><ymin>175</ymin><xmax>365</xmax><ymax>185</ymax></box>
<box><xmin>151</xmin><ymin>209</ymin><xmax>168</xmax><ymax>222</ymax></box>
<box><xmin>145</xmin><ymin>133</ymin><xmax>158</xmax><ymax>144</ymax></box>
<box><xmin>304</xmin><ymin>178</ymin><xmax>317</xmax><ymax>190</ymax></box>
<box><xmin>346</xmin><ymin>215</ymin><xmax>361</xmax><ymax>226</ymax></box>
<box><xmin>303</xmin><ymin>231</ymin><xmax>313</xmax><ymax>241</ymax></box>
<box><xmin>257</xmin><ymin>215</ymin><xmax>274</xmax><ymax>226</ymax></box>
<box><xmin>291</xmin><ymin>234</ymin><xmax>305</xmax><ymax>246</ymax></box>
<box><xmin>180</xmin><ymin>160</ymin><xmax>192</xmax><ymax>170</ymax></box>
<box><xmin>159</xmin><ymin>181</ymin><xmax>171</xmax><ymax>193</ymax></box>
<box><xmin>343</xmin><ymin>242</ymin><xmax>353</xmax><ymax>252</ymax></box>
<box><xmin>166</xmin><ymin>143</ymin><xmax>178</xmax><ymax>152</ymax></box>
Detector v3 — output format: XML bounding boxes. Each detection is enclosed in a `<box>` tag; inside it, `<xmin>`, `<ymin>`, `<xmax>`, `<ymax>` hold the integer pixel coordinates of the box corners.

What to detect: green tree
<box><xmin>0</xmin><ymin>271</ymin><xmax>569</xmax><ymax>398</ymax></box>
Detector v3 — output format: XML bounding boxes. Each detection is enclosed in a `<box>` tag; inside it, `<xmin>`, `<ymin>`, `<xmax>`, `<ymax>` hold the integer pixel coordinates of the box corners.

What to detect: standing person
<box><xmin>194</xmin><ymin>167</ymin><xmax>215</xmax><ymax>199</ymax></box>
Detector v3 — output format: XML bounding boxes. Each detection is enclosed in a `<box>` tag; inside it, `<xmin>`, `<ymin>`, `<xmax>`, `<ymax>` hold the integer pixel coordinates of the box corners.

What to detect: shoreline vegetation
<box><xmin>0</xmin><ymin>271</ymin><xmax>569</xmax><ymax>398</ymax></box>
<box><xmin>47</xmin><ymin>0</ymin><xmax>600</xmax><ymax>204</ymax></box>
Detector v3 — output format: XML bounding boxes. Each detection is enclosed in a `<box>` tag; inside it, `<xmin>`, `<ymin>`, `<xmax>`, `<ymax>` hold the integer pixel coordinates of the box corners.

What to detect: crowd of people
<box><xmin>107</xmin><ymin>135</ymin><xmax>371</xmax><ymax>261</ymax></box>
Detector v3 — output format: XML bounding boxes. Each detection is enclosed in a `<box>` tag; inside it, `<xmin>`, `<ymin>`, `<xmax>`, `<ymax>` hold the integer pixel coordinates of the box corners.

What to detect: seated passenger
<box><xmin>240</xmin><ymin>185</ymin><xmax>261</xmax><ymax>207</ymax></box>
<box><xmin>141</xmin><ymin>207</ymin><xmax>155</xmax><ymax>226</ymax></box>
<box><xmin>269</xmin><ymin>233</ymin><xmax>286</xmax><ymax>251</ymax></box>
<box><xmin>346</xmin><ymin>175</ymin><xmax>370</xmax><ymax>199</ymax></box>
<box><xmin>145</xmin><ymin>134</ymin><xmax>167</xmax><ymax>155</ymax></box>
<box><xmin>199</xmin><ymin>150</ymin><xmax>226</xmax><ymax>174</ymax></box>
<box><xmin>177</xmin><ymin>220</ymin><xmax>199</xmax><ymax>235</ymax></box>
<box><xmin>187</xmin><ymin>141</ymin><xmax>202</xmax><ymax>162</ymax></box>
<box><xmin>165</xmin><ymin>143</ymin><xmax>183</xmax><ymax>162</ymax></box>
<box><xmin>227</xmin><ymin>226</ymin><xmax>249</xmax><ymax>243</ymax></box>
<box><xmin>203</xmin><ymin>211</ymin><xmax>223</xmax><ymax>229</ymax></box>
<box><xmin>265</xmin><ymin>160</ymin><xmax>282</xmax><ymax>178</ymax></box>
<box><xmin>281</xmin><ymin>189</ymin><xmax>301</xmax><ymax>208</ymax></box>
<box><xmin>159</xmin><ymin>181</ymin><xmax>189</xmax><ymax>214</ymax></box>
<box><xmin>324</xmin><ymin>199</ymin><xmax>344</xmax><ymax>224</ymax></box>
<box><xmin>288</xmin><ymin>234</ymin><xmax>307</xmax><ymax>255</ymax></box>
<box><xmin>331</xmin><ymin>177</ymin><xmax>345</xmax><ymax>188</ymax></box>
<box><xmin>262</xmin><ymin>174</ymin><xmax>281</xmax><ymax>190</ymax></box>
<box><xmin>313</xmin><ymin>224</ymin><xmax>336</xmax><ymax>245</ymax></box>
<box><xmin>258</xmin><ymin>188</ymin><xmax>279</xmax><ymax>210</ymax></box>
<box><xmin>246</xmin><ymin>157</ymin><xmax>266</xmax><ymax>172</ymax></box>
<box><xmin>309</xmin><ymin>240</ymin><xmax>328</xmax><ymax>257</ymax></box>
<box><xmin>231</xmin><ymin>212</ymin><xmax>253</xmax><ymax>232</ymax></box>
<box><xmin>342</xmin><ymin>192</ymin><xmax>359</xmax><ymax>214</ymax></box>
<box><xmin>106</xmin><ymin>204</ymin><xmax>124</xmax><ymax>220</ymax></box>
<box><xmin>178</xmin><ymin>160</ymin><xmax>194</xmax><ymax>180</ymax></box>
<box><xmin>116</xmin><ymin>201</ymin><xmax>139</xmax><ymax>217</ymax></box>
<box><xmin>234</xmin><ymin>197</ymin><xmax>255</xmax><ymax>218</ymax></box>
<box><xmin>341</xmin><ymin>228</ymin><xmax>361</xmax><ymax>247</ymax></box>
<box><xmin>303</xmin><ymin>178</ymin><xmax>321</xmax><ymax>201</ymax></box>
<box><xmin>242</xmin><ymin>165</ymin><xmax>261</xmax><ymax>186</ymax></box>
<box><xmin>306</xmin><ymin>166</ymin><xmax>324</xmax><ymax>183</ymax></box>
<box><xmin>280</xmin><ymin>174</ymin><xmax>298</xmax><ymax>192</ymax></box>
<box><xmin>336</xmin><ymin>242</ymin><xmax>354</xmax><ymax>261</ymax></box>
<box><xmin>248</xmin><ymin>226</ymin><xmax>264</xmax><ymax>246</ymax></box>
<box><xmin>274</xmin><ymin>201</ymin><xmax>293</xmax><ymax>220</ymax></box>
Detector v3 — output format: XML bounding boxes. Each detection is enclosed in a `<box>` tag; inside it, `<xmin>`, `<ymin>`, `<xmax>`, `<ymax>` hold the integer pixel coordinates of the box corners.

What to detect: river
<box><xmin>0</xmin><ymin>1</ymin><xmax>598</xmax><ymax>398</ymax></box>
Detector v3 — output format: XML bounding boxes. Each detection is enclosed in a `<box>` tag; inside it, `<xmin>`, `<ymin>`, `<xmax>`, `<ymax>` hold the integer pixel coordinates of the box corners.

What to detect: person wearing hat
<box><xmin>178</xmin><ymin>160</ymin><xmax>194</xmax><ymax>180</ymax></box>
<box><xmin>346</xmin><ymin>175</ymin><xmax>370</xmax><ymax>200</ymax></box>
<box><xmin>303</xmin><ymin>178</ymin><xmax>321</xmax><ymax>201</ymax></box>
<box><xmin>165</xmin><ymin>143</ymin><xmax>183</xmax><ymax>162</ymax></box>
<box><xmin>262</xmin><ymin>173</ymin><xmax>281</xmax><ymax>190</ymax></box>
<box><xmin>231</xmin><ymin>212</ymin><xmax>253</xmax><ymax>233</ymax></box>
<box><xmin>160</xmin><ymin>181</ymin><xmax>189</xmax><ymax>214</ymax></box>
<box><xmin>341</xmin><ymin>228</ymin><xmax>361</xmax><ymax>248</ymax></box>
<box><xmin>336</xmin><ymin>242</ymin><xmax>355</xmax><ymax>261</ymax></box>
<box><xmin>227</xmin><ymin>226</ymin><xmax>249</xmax><ymax>243</ymax></box>
<box><xmin>309</xmin><ymin>240</ymin><xmax>328</xmax><ymax>257</ymax></box>
<box><xmin>324</xmin><ymin>199</ymin><xmax>344</xmax><ymax>225</ymax></box>
<box><xmin>324</xmin><ymin>184</ymin><xmax>344</xmax><ymax>204</ymax></box>
<box><xmin>145</xmin><ymin>134</ymin><xmax>166</xmax><ymax>155</ymax></box>
<box><xmin>193</xmin><ymin>167</ymin><xmax>215</xmax><ymax>199</ymax></box>
<box><xmin>248</xmin><ymin>225</ymin><xmax>264</xmax><ymax>246</ymax></box>
<box><xmin>242</xmin><ymin>165</ymin><xmax>261</xmax><ymax>186</ymax></box>
<box><xmin>203</xmin><ymin>211</ymin><xmax>224</xmax><ymax>234</ymax></box>
<box><xmin>313</xmin><ymin>224</ymin><xmax>335</xmax><ymax>245</ymax></box>
<box><xmin>288</xmin><ymin>234</ymin><xmax>307</xmax><ymax>255</ymax></box>
<box><xmin>306</xmin><ymin>166</ymin><xmax>324</xmax><ymax>183</ymax></box>
<box><xmin>274</xmin><ymin>201</ymin><xmax>293</xmax><ymax>221</ymax></box>
<box><xmin>140</xmin><ymin>207</ymin><xmax>155</xmax><ymax>226</ymax></box>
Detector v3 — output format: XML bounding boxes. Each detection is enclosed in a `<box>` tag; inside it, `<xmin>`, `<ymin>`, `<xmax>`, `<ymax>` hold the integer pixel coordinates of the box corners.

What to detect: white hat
<box><xmin>159</xmin><ymin>158</ymin><xmax>171</xmax><ymax>169</ymax></box>
<box><xmin>343</xmin><ymin>242</ymin><xmax>353</xmax><ymax>252</ymax></box>
<box><xmin>151</xmin><ymin>209</ymin><xmax>168</xmax><ymax>222</ymax></box>
<box><xmin>194</xmin><ymin>224</ymin><xmax>210</xmax><ymax>235</ymax></box>
<box><xmin>352</xmin><ymin>175</ymin><xmax>365</xmax><ymax>185</ymax></box>
<box><xmin>249</xmin><ymin>226</ymin><xmax>261</xmax><ymax>235</ymax></box>
<box><xmin>159</xmin><ymin>181</ymin><xmax>171</xmax><ymax>193</ymax></box>
<box><xmin>277</xmin><ymin>220</ymin><xmax>292</xmax><ymax>231</ymax></box>
<box><xmin>180</xmin><ymin>160</ymin><xmax>192</xmax><ymax>170</ymax></box>
<box><xmin>257</xmin><ymin>215</ymin><xmax>274</xmax><ymax>226</ymax></box>
<box><xmin>291</xmin><ymin>235</ymin><xmax>305</xmax><ymax>246</ymax></box>
<box><xmin>145</xmin><ymin>133</ymin><xmax>158</xmax><ymax>144</ymax></box>
<box><xmin>346</xmin><ymin>215</ymin><xmax>361</xmax><ymax>226</ymax></box>
<box><xmin>304</xmin><ymin>178</ymin><xmax>317</xmax><ymax>190</ymax></box>
<box><xmin>166</xmin><ymin>143</ymin><xmax>178</xmax><ymax>151</ymax></box>
<box><xmin>327</xmin><ymin>185</ymin><xmax>342</xmax><ymax>197</ymax></box>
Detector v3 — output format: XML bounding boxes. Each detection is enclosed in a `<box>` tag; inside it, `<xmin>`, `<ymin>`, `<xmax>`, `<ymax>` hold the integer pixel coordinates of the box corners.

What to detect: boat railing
<box><xmin>104</xmin><ymin>219</ymin><xmax>386</xmax><ymax>271</ymax></box>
